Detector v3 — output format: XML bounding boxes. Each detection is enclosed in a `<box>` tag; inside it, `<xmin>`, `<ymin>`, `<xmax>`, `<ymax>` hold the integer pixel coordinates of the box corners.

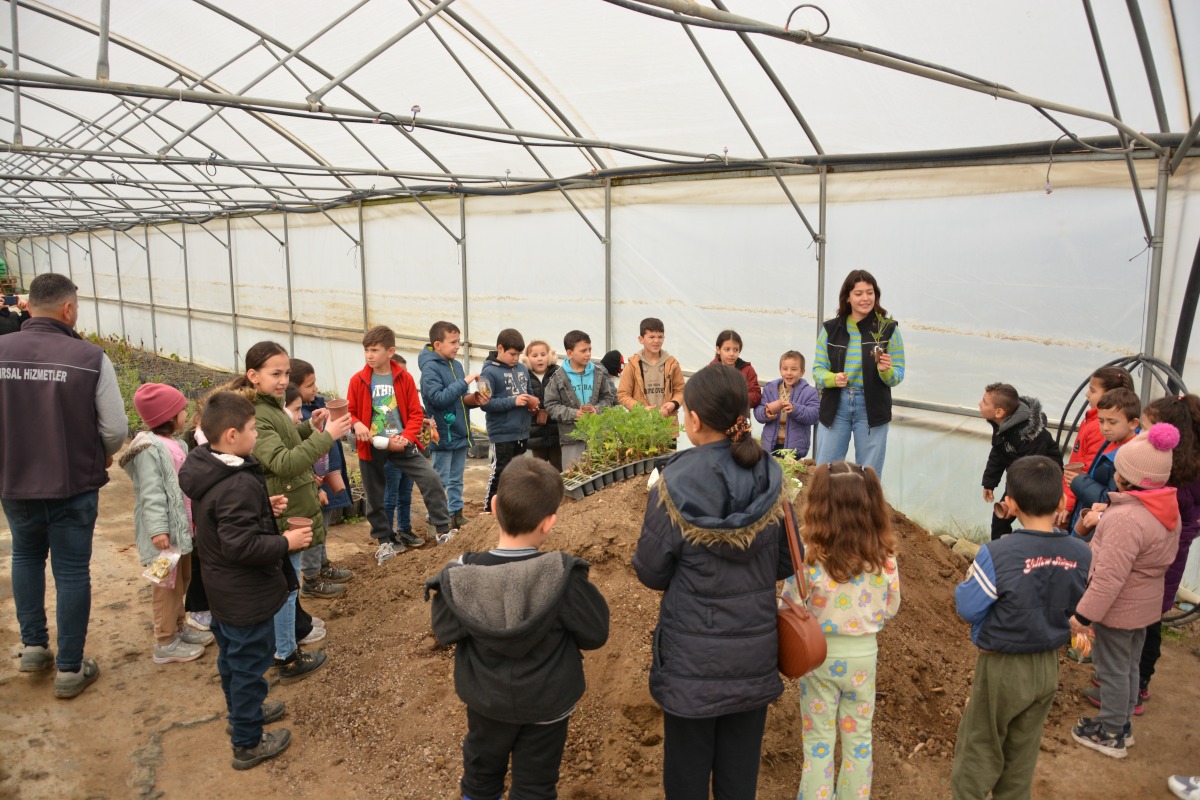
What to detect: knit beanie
<box><xmin>601</xmin><ymin>350</ymin><xmax>624</xmax><ymax>377</ymax></box>
<box><xmin>1114</xmin><ymin>422</ymin><xmax>1180</xmax><ymax>489</ymax></box>
<box><xmin>134</xmin><ymin>383</ymin><xmax>188</xmax><ymax>430</ymax></box>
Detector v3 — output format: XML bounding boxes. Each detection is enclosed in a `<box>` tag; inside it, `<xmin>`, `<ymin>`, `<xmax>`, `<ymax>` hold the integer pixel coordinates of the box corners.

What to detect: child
<box><xmin>1061</xmin><ymin>366</ymin><xmax>1135</xmax><ymax>526</ymax></box>
<box><xmin>383</xmin><ymin>353</ymin><xmax>417</xmax><ymax>546</ymax></box>
<box><xmin>418</xmin><ymin>320</ymin><xmax>480</xmax><ymax>531</ymax></box>
<box><xmin>711</xmin><ymin>329</ymin><xmax>762</xmax><ymax>408</ymax></box>
<box><xmin>617</xmin><ymin>317</ymin><xmax>685</xmax><ymax>421</ymax></box>
<box><xmin>122</xmin><ymin>383</ymin><xmax>213</xmax><ymax>664</ymax></box>
<box><xmin>792</xmin><ymin>461</ymin><xmax>899</xmax><ymax>800</ymax></box>
<box><xmin>950</xmin><ymin>455</ymin><xmax>1091</xmax><ymax>796</ymax></box>
<box><xmin>1067</xmin><ymin>388</ymin><xmax>1142</xmax><ymax>539</ymax></box>
<box><xmin>426</xmin><ymin>458</ymin><xmax>610</xmax><ymax>800</ymax></box>
<box><xmin>544</xmin><ymin>329</ymin><xmax>617</xmax><ymax>469</ymax></box>
<box><xmin>633</xmin><ymin>364</ymin><xmax>795</xmax><ymax>799</ymax></box>
<box><xmin>479</xmin><ymin>327</ymin><xmax>536</xmax><ymax>512</ymax></box>
<box><xmin>524</xmin><ymin>340</ymin><xmax>562</xmax><ymax>471</ymax></box>
<box><xmin>351</xmin><ymin>325</ymin><xmax>454</xmax><ymax>560</ymax></box>
<box><xmin>754</xmin><ymin>350</ymin><xmax>820</xmax><ymax>458</ymax></box>
<box><xmin>1071</xmin><ymin>424</ymin><xmax>1181</xmax><ymax>758</ymax></box>
<box><xmin>232</xmin><ymin>341</ymin><xmax>350</xmax><ymax>682</ymax></box>
<box><xmin>178</xmin><ymin>391</ymin><xmax>312</xmax><ymax>770</ymax></box>
<box><xmin>978</xmin><ymin>383</ymin><xmax>1062</xmax><ymax>540</ymax></box>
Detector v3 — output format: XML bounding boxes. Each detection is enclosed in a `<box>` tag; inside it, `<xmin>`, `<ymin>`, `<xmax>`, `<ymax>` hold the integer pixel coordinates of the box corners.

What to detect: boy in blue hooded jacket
<box><xmin>418</xmin><ymin>320</ymin><xmax>480</xmax><ymax>532</ymax></box>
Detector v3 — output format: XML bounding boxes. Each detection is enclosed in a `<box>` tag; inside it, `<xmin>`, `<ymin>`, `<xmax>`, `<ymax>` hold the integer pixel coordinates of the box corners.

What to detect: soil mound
<box><xmin>286</xmin><ymin>476</ymin><xmax>981</xmax><ymax>798</ymax></box>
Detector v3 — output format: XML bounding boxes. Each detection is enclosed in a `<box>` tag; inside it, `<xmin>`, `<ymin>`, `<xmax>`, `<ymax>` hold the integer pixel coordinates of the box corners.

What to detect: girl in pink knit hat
<box><xmin>1069</xmin><ymin>422</ymin><xmax>1182</xmax><ymax>759</ymax></box>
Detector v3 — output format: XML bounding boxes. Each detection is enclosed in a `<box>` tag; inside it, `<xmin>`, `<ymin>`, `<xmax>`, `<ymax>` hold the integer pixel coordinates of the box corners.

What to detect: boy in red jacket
<box><xmin>1070</xmin><ymin>423</ymin><xmax>1181</xmax><ymax>758</ymax></box>
<box><xmin>347</xmin><ymin>326</ymin><xmax>454</xmax><ymax>565</ymax></box>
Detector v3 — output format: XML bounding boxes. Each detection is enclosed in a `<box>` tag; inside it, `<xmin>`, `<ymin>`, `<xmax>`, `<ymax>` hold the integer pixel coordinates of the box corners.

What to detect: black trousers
<box><xmin>361</xmin><ymin>446</ymin><xmax>450</xmax><ymax>540</ymax></box>
<box><xmin>461</xmin><ymin>707</ymin><xmax>569</xmax><ymax>800</ymax></box>
<box><xmin>184</xmin><ymin>547</ymin><xmax>209</xmax><ymax>613</ymax></box>
<box><xmin>1138</xmin><ymin>620</ymin><xmax>1161</xmax><ymax>689</ymax></box>
<box><xmin>662</xmin><ymin>705</ymin><xmax>769</xmax><ymax>800</ymax></box>
<box><xmin>484</xmin><ymin>439</ymin><xmax>528</xmax><ymax>512</ymax></box>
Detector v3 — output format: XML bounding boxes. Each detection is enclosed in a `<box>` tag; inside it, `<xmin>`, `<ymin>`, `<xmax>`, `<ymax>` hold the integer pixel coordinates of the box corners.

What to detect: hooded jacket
<box><xmin>982</xmin><ymin>396</ymin><xmax>1062</xmax><ymax>491</ymax></box>
<box><xmin>633</xmin><ymin>441</ymin><xmax>795</xmax><ymax>718</ymax></box>
<box><xmin>1069</xmin><ymin>430</ymin><xmax>1139</xmax><ymax>534</ymax></box>
<box><xmin>1164</xmin><ymin>478</ymin><xmax>1200</xmax><ymax>614</ymax></box>
<box><xmin>121</xmin><ymin>431</ymin><xmax>193</xmax><ymax>565</ymax></box>
<box><xmin>543</xmin><ymin>360</ymin><xmax>617</xmax><ymax>443</ymax></box>
<box><xmin>618</xmin><ymin>352</ymin><xmax>685</xmax><ymax>412</ymax></box>
<box><xmin>1064</xmin><ymin>408</ymin><xmax>1103</xmax><ymax>513</ymax></box>
<box><xmin>526</xmin><ymin>363</ymin><xmax>560</xmax><ymax>451</ymax></box>
<box><xmin>418</xmin><ymin>345</ymin><xmax>473</xmax><ymax>451</ymax></box>
<box><xmin>753</xmin><ymin>378</ymin><xmax>821</xmax><ymax>457</ymax></box>
<box><xmin>479</xmin><ymin>351</ymin><xmax>533</xmax><ymax>443</ymax></box>
<box><xmin>178</xmin><ymin>444</ymin><xmax>293</xmax><ymax>627</ymax></box>
<box><xmin>1076</xmin><ymin>488</ymin><xmax>1181</xmax><ymax>629</ymax></box>
<box><xmin>347</xmin><ymin>360</ymin><xmax>424</xmax><ymax>462</ymax></box>
<box><xmin>708</xmin><ymin>357</ymin><xmax>762</xmax><ymax>408</ymax></box>
<box><xmin>425</xmin><ymin>550</ymin><xmax>610</xmax><ymax>724</ymax></box>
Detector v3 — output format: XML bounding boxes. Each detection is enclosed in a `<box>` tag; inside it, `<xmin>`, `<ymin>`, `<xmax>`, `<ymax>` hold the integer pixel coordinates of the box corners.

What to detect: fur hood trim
<box><xmin>118</xmin><ymin>430</ymin><xmax>160</xmax><ymax>469</ymax></box>
<box><xmin>656</xmin><ymin>474</ymin><xmax>787</xmax><ymax>550</ymax></box>
<box><xmin>1017</xmin><ymin>395</ymin><xmax>1049</xmax><ymax>442</ymax></box>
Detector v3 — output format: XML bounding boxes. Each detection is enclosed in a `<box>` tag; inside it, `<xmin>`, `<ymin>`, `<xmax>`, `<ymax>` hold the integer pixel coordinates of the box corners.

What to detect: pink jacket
<box><xmin>1076</xmin><ymin>488</ymin><xmax>1180</xmax><ymax>629</ymax></box>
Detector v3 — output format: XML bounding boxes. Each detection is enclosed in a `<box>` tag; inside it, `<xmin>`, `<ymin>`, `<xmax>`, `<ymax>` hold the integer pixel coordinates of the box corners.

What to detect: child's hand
<box><xmin>318</xmin><ymin>489</ymin><xmax>329</xmax><ymax>506</ymax></box>
<box><xmin>1063</xmin><ymin>464</ymin><xmax>1083</xmax><ymax>482</ymax></box>
<box><xmin>151</xmin><ymin>534</ymin><xmax>171</xmax><ymax>550</ymax></box>
<box><xmin>526</xmin><ymin>395</ymin><xmax>540</xmax><ymax>412</ymax></box>
<box><xmin>464</xmin><ymin>373</ymin><xmax>480</xmax><ymax>384</ymax></box>
<box><xmin>352</xmin><ymin>420</ymin><xmax>371</xmax><ymax>441</ymax></box>
<box><xmin>283</xmin><ymin>526</ymin><xmax>313</xmax><ymax>551</ymax></box>
<box><xmin>1069</xmin><ymin>615</ymin><xmax>1088</xmax><ymax>636</ymax></box>
<box><xmin>269</xmin><ymin>494</ymin><xmax>288</xmax><ymax>515</ymax></box>
<box><xmin>310</xmin><ymin>408</ymin><xmax>330</xmax><ymax>430</ymax></box>
<box><xmin>581</xmin><ymin>404</ymin><xmax>597</xmax><ymax>414</ymax></box>
<box><xmin>877</xmin><ymin>353</ymin><xmax>893</xmax><ymax>371</ymax></box>
<box><xmin>658</xmin><ymin>404</ymin><xmax>675</xmax><ymax>418</ymax></box>
<box><xmin>575</xmin><ymin>408</ymin><xmax>586</xmax><ymax>419</ymax></box>
<box><xmin>983</xmin><ymin>488</ymin><xmax>994</xmax><ymax>503</ymax></box>
<box><xmin>388</xmin><ymin>435</ymin><xmax>409</xmax><ymax>451</ymax></box>
<box><xmin>325</xmin><ymin>412</ymin><xmax>353</xmax><ymax>440</ymax></box>
<box><xmin>781</xmin><ymin>400</ymin><xmax>794</xmax><ymax>414</ymax></box>
<box><xmin>515</xmin><ymin>394</ymin><xmax>530</xmax><ymax>407</ymax></box>
<box><xmin>1054</xmin><ymin>508</ymin><xmax>1070</xmax><ymax>528</ymax></box>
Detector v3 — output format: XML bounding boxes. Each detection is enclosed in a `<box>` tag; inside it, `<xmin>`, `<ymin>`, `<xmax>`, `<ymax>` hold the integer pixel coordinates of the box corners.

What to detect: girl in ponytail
<box><xmin>633</xmin><ymin>363</ymin><xmax>795</xmax><ymax>797</ymax></box>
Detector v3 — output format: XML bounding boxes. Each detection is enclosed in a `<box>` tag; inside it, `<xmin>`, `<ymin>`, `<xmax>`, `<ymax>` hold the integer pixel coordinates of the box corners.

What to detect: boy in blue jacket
<box><xmin>1067</xmin><ymin>388</ymin><xmax>1141</xmax><ymax>539</ymax></box>
<box><xmin>479</xmin><ymin>327</ymin><xmax>537</xmax><ymax>512</ymax></box>
<box><xmin>418</xmin><ymin>321</ymin><xmax>480</xmax><ymax>533</ymax></box>
<box><xmin>950</xmin><ymin>455</ymin><xmax>1091</xmax><ymax>799</ymax></box>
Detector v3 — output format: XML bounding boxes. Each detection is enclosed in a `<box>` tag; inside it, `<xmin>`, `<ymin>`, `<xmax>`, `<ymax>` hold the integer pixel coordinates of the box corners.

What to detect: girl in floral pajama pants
<box><xmin>788</xmin><ymin>462</ymin><xmax>901</xmax><ymax>800</ymax></box>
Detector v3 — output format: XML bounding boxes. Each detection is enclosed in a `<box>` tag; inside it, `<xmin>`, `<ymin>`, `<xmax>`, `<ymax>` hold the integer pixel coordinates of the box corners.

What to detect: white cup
<box><xmin>372</xmin><ymin>435</ymin><xmax>390</xmax><ymax>450</ymax></box>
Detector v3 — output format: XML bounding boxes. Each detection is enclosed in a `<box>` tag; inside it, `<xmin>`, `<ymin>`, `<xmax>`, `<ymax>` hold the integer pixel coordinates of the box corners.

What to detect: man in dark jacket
<box><xmin>179</xmin><ymin>391</ymin><xmax>310</xmax><ymax>771</ymax></box>
<box><xmin>0</xmin><ymin>299</ymin><xmax>30</xmax><ymax>335</ymax></box>
<box><xmin>426</xmin><ymin>458</ymin><xmax>609</xmax><ymax>800</ymax></box>
<box><xmin>979</xmin><ymin>383</ymin><xmax>1063</xmax><ymax>540</ymax></box>
<box><xmin>0</xmin><ymin>273</ymin><xmax>127</xmax><ymax>699</ymax></box>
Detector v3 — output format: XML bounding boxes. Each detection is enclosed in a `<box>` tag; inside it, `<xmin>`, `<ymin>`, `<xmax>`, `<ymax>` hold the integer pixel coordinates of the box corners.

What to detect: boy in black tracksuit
<box><xmin>978</xmin><ymin>383</ymin><xmax>1062</xmax><ymax>539</ymax></box>
<box><xmin>178</xmin><ymin>391</ymin><xmax>313</xmax><ymax>771</ymax></box>
<box><xmin>426</xmin><ymin>458</ymin><xmax>609</xmax><ymax>800</ymax></box>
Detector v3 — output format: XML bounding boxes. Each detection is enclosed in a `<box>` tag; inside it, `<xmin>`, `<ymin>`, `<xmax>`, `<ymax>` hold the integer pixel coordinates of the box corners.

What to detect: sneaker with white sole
<box><xmin>319</xmin><ymin>564</ymin><xmax>353</xmax><ymax>583</ymax></box>
<box><xmin>435</xmin><ymin>527</ymin><xmax>459</xmax><ymax>545</ymax></box>
<box><xmin>153</xmin><ymin>636</ymin><xmax>205</xmax><ymax>665</ymax></box>
<box><xmin>376</xmin><ymin>540</ymin><xmax>402</xmax><ymax>565</ymax></box>
<box><xmin>1076</xmin><ymin>716</ymin><xmax>1133</xmax><ymax>746</ymax></box>
<box><xmin>54</xmin><ymin>658</ymin><xmax>100</xmax><ymax>699</ymax></box>
<box><xmin>186</xmin><ymin>611</ymin><xmax>212</xmax><ymax>631</ymax></box>
<box><xmin>300</xmin><ymin>577</ymin><xmax>347</xmax><ymax>599</ymax></box>
<box><xmin>310</xmin><ymin>616</ymin><xmax>325</xmax><ymax>630</ymax></box>
<box><xmin>395</xmin><ymin>529</ymin><xmax>426</xmax><ymax>549</ymax></box>
<box><xmin>1071</xmin><ymin>718</ymin><xmax>1127</xmax><ymax>758</ymax></box>
<box><xmin>19</xmin><ymin>644</ymin><xmax>54</xmax><ymax>673</ymax></box>
<box><xmin>299</xmin><ymin>626</ymin><xmax>326</xmax><ymax>646</ymax></box>
<box><xmin>179</xmin><ymin>626</ymin><xmax>215</xmax><ymax>647</ymax></box>
<box><xmin>1169</xmin><ymin>775</ymin><xmax>1200</xmax><ymax>800</ymax></box>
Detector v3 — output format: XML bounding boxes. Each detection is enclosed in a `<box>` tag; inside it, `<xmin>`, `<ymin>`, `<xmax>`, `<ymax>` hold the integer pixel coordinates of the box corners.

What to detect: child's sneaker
<box><xmin>225</xmin><ymin>699</ymin><xmax>287</xmax><ymax>735</ymax></box>
<box><xmin>179</xmin><ymin>626</ymin><xmax>215</xmax><ymax>647</ymax></box>
<box><xmin>376</xmin><ymin>539</ymin><xmax>402</xmax><ymax>565</ymax></box>
<box><xmin>310</xmin><ymin>616</ymin><xmax>325</xmax><ymax>631</ymax></box>
<box><xmin>1169</xmin><ymin>775</ymin><xmax>1200</xmax><ymax>800</ymax></box>
<box><xmin>299</xmin><ymin>626</ymin><xmax>326</xmax><ymax>646</ymax></box>
<box><xmin>1076</xmin><ymin>716</ymin><xmax>1133</xmax><ymax>746</ymax></box>
<box><xmin>436</xmin><ymin>527</ymin><xmax>459</xmax><ymax>545</ymax></box>
<box><xmin>18</xmin><ymin>644</ymin><xmax>53</xmax><ymax>673</ymax></box>
<box><xmin>274</xmin><ymin>649</ymin><xmax>327</xmax><ymax>685</ymax></box>
<box><xmin>318</xmin><ymin>563</ymin><xmax>353</xmax><ymax>583</ymax></box>
<box><xmin>300</xmin><ymin>577</ymin><xmax>347</xmax><ymax>599</ymax></box>
<box><xmin>1071</xmin><ymin>718</ymin><xmax>1127</xmax><ymax>758</ymax></box>
<box><xmin>54</xmin><ymin>658</ymin><xmax>100</xmax><ymax>699</ymax></box>
<box><xmin>395</xmin><ymin>529</ymin><xmax>426</xmax><ymax>549</ymax></box>
<box><xmin>185</xmin><ymin>611</ymin><xmax>212</xmax><ymax>631</ymax></box>
<box><xmin>153</xmin><ymin>636</ymin><xmax>205</xmax><ymax>665</ymax></box>
<box><xmin>1083</xmin><ymin>684</ymin><xmax>1144</xmax><ymax>716</ymax></box>
<box><xmin>231</xmin><ymin>729</ymin><xmax>292</xmax><ymax>771</ymax></box>
<box><xmin>452</xmin><ymin>510</ymin><xmax>467</xmax><ymax>529</ymax></box>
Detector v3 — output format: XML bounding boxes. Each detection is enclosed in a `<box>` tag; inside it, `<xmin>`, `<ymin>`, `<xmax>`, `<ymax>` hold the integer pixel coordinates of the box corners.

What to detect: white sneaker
<box><xmin>376</xmin><ymin>540</ymin><xmax>399</xmax><ymax>566</ymax></box>
<box><xmin>299</xmin><ymin>626</ymin><xmax>326</xmax><ymax>645</ymax></box>
<box><xmin>436</xmin><ymin>528</ymin><xmax>459</xmax><ymax>545</ymax></box>
<box><xmin>152</xmin><ymin>635</ymin><xmax>205</xmax><ymax>665</ymax></box>
<box><xmin>186</xmin><ymin>611</ymin><xmax>212</xmax><ymax>631</ymax></box>
<box><xmin>1170</xmin><ymin>776</ymin><xmax>1200</xmax><ymax>800</ymax></box>
<box><xmin>179</xmin><ymin>626</ymin><xmax>214</xmax><ymax>646</ymax></box>
<box><xmin>310</xmin><ymin>616</ymin><xmax>325</xmax><ymax>630</ymax></box>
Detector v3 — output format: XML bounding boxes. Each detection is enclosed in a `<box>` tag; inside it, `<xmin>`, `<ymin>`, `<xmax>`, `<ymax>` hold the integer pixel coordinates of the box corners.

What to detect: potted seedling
<box><xmin>867</xmin><ymin>310</ymin><xmax>896</xmax><ymax>365</ymax></box>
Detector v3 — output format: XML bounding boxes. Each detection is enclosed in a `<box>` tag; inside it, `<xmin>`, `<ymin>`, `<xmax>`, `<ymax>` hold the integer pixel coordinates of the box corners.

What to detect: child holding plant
<box><xmin>791</xmin><ymin>461</ymin><xmax>900</xmax><ymax>800</ymax></box>
<box><xmin>754</xmin><ymin>350</ymin><xmax>820</xmax><ymax>458</ymax></box>
<box><xmin>544</xmin><ymin>329</ymin><xmax>616</xmax><ymax>470</ymax></box>
<box><xmin>1059</xmin><ymin>366</ymin><xmax>1135</xmax><ymax>527</ymax></box>
<box><xmin>618</xmin><ymin>317</ymin><xmax>685</xmax><ymax>422</ymax></box>
<box><xmin>710</xmin><ymin>329</ymin><xmax>761</xmax><ymax>408</ymax></box>
<box><xmin>480</xmin><ymin>328</ymin><xmax>537</xmax><ymax>512</ymax></box>
<box><xmin>524</xmin><ymin>340</ymin><xmax>562</xmax><ymax>471</ymax></box>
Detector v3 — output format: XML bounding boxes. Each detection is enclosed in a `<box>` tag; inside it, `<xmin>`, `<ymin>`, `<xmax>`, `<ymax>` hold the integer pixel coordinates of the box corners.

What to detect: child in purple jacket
<box><xmin>754</xmin><ymin>350</ymin><xmax>820</xmax><ymax>458</ymax></box>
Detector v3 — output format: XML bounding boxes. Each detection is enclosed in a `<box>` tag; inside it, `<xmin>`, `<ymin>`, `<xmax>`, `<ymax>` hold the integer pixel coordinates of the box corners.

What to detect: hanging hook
<box><xmin>1044</xmin><ymin>134</ymin><xmax>1068</xmax><ymax>194</ymax></box>
<box><xmin>723</xmin><ymin>147</ymin><xmax>729</xmax><ymax>166</ymax></box>
<box><xmin>206</xmin><ymin>152</ymin><xmax>218</xmax><ymax>177</ymax></box>
<box><xmin>400</xmin><ymin>104</ymin><xmax>421</xmax><ymax>133</ymax></box>
<box><xmin>785</xmin><ymin>4</ymin><xmax>830</xmax><ymax>36</ymax></box>
<box><xmin>502</xmin><ymin>169</ymin><xmax>510</xmax><ymax>189</ymax></box>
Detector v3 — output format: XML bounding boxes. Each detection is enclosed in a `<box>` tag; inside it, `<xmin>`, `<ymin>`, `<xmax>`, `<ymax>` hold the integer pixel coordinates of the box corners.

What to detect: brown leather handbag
<box><xmin>777</xmin><ymin>502</ymin><xmax>828</xmax><ymax>679</ymax></box>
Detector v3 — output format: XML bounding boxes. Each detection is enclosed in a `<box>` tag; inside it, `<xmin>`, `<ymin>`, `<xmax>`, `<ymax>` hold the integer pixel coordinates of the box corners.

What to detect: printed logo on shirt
<box><xmin>1022</xmin><ymin>556</ymin><xmax>1079</xmax><ymax>575</ymax></box>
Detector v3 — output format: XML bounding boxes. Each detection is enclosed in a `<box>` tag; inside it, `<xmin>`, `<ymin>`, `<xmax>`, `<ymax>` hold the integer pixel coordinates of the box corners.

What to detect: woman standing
<box><xmin>813</xmin><ymin>269</ymin><xmax>905</xmax><ymax>477</ymax></box>
<box><xmin>633</xmin><ymin>364</ymin><xmax>796</xmax><ymax>799</ymax></box>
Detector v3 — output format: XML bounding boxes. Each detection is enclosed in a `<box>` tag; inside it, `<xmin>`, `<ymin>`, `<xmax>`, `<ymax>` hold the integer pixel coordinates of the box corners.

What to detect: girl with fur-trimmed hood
<box><xmin>633</xmin><ymin>363</ymin><xmax>797</xmax><ymax>799</ymax></box>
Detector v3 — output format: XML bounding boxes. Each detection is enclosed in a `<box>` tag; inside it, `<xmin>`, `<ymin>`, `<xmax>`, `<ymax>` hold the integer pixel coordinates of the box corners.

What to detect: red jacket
<box><xmin>709</xmin><ymin>357</ymin><xmax>762</xmax><ymax>408</ymax></box>
<box><xmin>347</xmin><ymin>362</ymin><xmax>425</xmax><ymax>462</ymax></box>
<box><xmin>1064</xmin><ymin>408</ymin><xmax>1103</xmax><ymax>513</ymax></box>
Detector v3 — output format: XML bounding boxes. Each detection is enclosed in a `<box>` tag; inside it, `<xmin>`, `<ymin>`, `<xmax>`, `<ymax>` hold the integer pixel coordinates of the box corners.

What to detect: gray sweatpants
<box><xmin>1092</xmin><ymin>622</ymin><xmax>1146</xmax><ymax>734</ymax></box>
<box><xmin>361</xmin><ymin>446</ymin><xmax>450</xmax><ymax>540</ymax></box>
<box><xmin>298</xmin><ymin>509</ymin><xmax>335</xmax><ymax>578</ymax></box>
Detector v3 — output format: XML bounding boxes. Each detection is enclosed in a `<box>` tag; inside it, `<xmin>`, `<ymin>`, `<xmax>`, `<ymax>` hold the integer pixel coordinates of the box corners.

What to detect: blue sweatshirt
<box><xmin>479</xmin><ymin>352</ymin><xmax>532</xmax><ymax>444</ymax></box>
<box><xmin>418</xmin><ymin>345</ymin><xmax>473</xmax><ymax>451</ymax></box>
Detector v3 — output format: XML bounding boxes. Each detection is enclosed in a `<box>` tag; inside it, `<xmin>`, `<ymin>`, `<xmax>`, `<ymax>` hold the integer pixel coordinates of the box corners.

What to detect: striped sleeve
<box><xmin>955</xmin><ymin>545</ymin><xmax>998</xmax><ymax>627</ymax></box>
<box><xmin>812</xmin><ymin>327</ymin><xmax>835</xmax><ymax>388</ymax></box>
<box><xmin>879</xmin><ymin>326</ymin><xmax>905</xmax><ymax>387</ymax></box>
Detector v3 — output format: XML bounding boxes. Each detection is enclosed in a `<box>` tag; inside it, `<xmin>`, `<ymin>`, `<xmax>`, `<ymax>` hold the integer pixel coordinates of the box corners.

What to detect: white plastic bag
<box><xmin>142</xmin><ymin>546</ymin><xmax>181</xmax><ymax>590</ymax></box>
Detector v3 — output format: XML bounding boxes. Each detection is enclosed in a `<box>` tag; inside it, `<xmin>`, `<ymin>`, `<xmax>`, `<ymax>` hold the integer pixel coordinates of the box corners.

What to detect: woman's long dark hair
<box><xmin>683</xmin><ymin>364</ymin><xmax>762</xmax><ymax>468</ymax></box>
<box><xmin>229</xmin><ymin>340</ymin><xmax>289</xmax><ymax>390</ymax></box>
<box><xmin>836</xmin><ymin>269</ymin><xmax>888</xmax><ymax>319</ymax></box>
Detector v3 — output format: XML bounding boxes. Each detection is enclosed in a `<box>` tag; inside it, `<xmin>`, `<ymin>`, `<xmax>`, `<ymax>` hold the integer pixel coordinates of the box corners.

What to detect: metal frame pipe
<box><xmin>1125</xmin><ymin>0</ymin><xmax>1171</xmax><ymax>133</ymax></box>
<box><xmin>283</xmin><ymin>211</ymin><xmax>295</xmax><ymax>353</ymax></box>
<box><xmin>357</xmin><ymin>199</ymin><xmax>367</xmax><ymax>332</ymax></box>
<box><xmin>459</xmin><ymin>194</ymin><xmax>470</xmax><ymax>371</ymax></box>
<box><xmin>225</xmin><ymin>218</ymin><xmax>238</xmax><ymax>372</ymax></box>
<box><xmin>180</xmin><ymin>223</ymin><xmax>193</xmax><ymax>362</ymax></box>
<box><xmin>1171</xmin><ymin>112</ymin><xmax>1200</xmax><ymax>175</ymax></box>
<box><xmin>1142</xmin><ymin>153</ymin><xmax>1171</xmax><ymax>400</ymax></box>
<box><xmin>8</xmin><ymin>1</ymin><xmax>21</xmax><ymax>146</ymax></box>
<box><xmin>96</xmin><ymin>0</ymin><xmax>110</xmax><ymax>82</ymax></box>
<box><xmin>604</xmin><ymin>177</ymin><xmax>612</xmax><ymax>352</ymax></box>
<box><xmin>144</xmin><ymin>225</ymin><xmax>156</xmax><ymax>353</ymax></box>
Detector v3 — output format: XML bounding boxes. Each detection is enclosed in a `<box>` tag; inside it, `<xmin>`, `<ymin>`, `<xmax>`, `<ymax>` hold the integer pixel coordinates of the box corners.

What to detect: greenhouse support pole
<box><xmin>85</xmin><ymin>231</ymin><xmax>100</xmax><ymax>337</ymax></box>
<box><xmin>144</xmin><ymin>226</ymin><xmax>157</xmax><ymax>354</ymax></box>
<box><xmin>605</xmin><ymin>178</ymin><xmax>612</xmax><ymax>353</ymax></box>
<box><xmin>283</xmin><ymin>213</ymin><xmax>295</xmax><ymax>354</ymax></box>
<box><xmin>226</xmin><ymin>218</ymin><xmax>239</xmax><ymax>373</ymax></box>
<box><xmin>112</xmin><ymin>229</ymin><xmax>126</xmax><ymax>341</ymax></box>
<box><xmin>8</xmin><ymin>1</ymin><xmax>21</xmax><ymax>146</ymax></box>
<box><xmin>358</xmin><ymin>200</ymin><xmax>368</xmax><ymax>331</ymax></box>
<box><xmin>460</xmin><ymin>194</ymin><xmax>470</xmax><ymax>372</ymax></box>
<box><xmin>96</xmin><ymin>0</ymin><xmax>111</xmax><ymax>81</ymax></box>
<box><xmin>1142</xmin><ymin>153</ymin><xmax>1170</xmax><ymax>401</ymax></box>
<box><xmin>181</xmin><ymin>224</ymin><xmax>194</xmax><ymax>363</ymax></box>
<box><xmin>816</xmin><ymin>167</ymin><xmax>827</xmax><ymax>336</ymax></box>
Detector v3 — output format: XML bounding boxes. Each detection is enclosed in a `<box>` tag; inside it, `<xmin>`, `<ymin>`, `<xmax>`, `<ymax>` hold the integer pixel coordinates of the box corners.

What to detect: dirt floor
<box><xmin>2</xmin><ymin>349</ymin><xmax>1199</xmax><ymax>798</ymax></box>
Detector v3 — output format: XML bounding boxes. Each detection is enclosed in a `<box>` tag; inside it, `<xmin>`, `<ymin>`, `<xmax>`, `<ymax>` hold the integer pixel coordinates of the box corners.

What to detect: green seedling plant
<box><xmin>774</xmin><ymin>449</ymin><xmax>808</xmax><ymax>502</ymax></box>
<box><xmin>868</xmin><ymin>310</ymin><xmax>895</xmax><ymax>363</ymax></box>
<box><xmin>563</xmin><ymin>405</ymin><xmax>677</xmax><ymax>479</ymax></box>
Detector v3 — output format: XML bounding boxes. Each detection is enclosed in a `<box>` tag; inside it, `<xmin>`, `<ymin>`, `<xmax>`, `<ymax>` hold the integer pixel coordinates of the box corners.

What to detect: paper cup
<box><xmin>287</xmin><ymin>517</ymin><xmax>310</xmax><ymax>530</ymax></box>
<box><xmin>325</xmin><ymin>399</ymin><xmax>349</xmax><ymax>419</ymax></box>
<box><xmin>1065</xmin><ymin>462</ymin><xmax>1085</xmax><ymax>471</ymax></box>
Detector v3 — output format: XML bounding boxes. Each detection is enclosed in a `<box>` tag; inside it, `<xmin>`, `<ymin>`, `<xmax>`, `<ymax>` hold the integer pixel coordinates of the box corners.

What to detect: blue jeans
<box><xmin>4</xmin><ymin>490</ymin><xmax>99</xmax><ymax>671</ymax></box>
<box><xmin>432</xmin><ymin>447</ymin><xmax>467</xmax><ymax>514</ymax></box>
<box><xmin>384</xmin><ymin>459</ymin><xmax>415</xmax><ymax>532</ymax></box>
<box><xmin>213</xmin><ymin>617</ymin><xmax>275</xmax><ymax>748</ymax></box>
<box><xmin>815</xmin><ymin>388</ymin><xmax>889</xmax><ymax>477</ymax></box>
<box><xmin>272</xmin><ymin>551</ymin><xmax>301</xmax><ymax>660</ymax></box>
